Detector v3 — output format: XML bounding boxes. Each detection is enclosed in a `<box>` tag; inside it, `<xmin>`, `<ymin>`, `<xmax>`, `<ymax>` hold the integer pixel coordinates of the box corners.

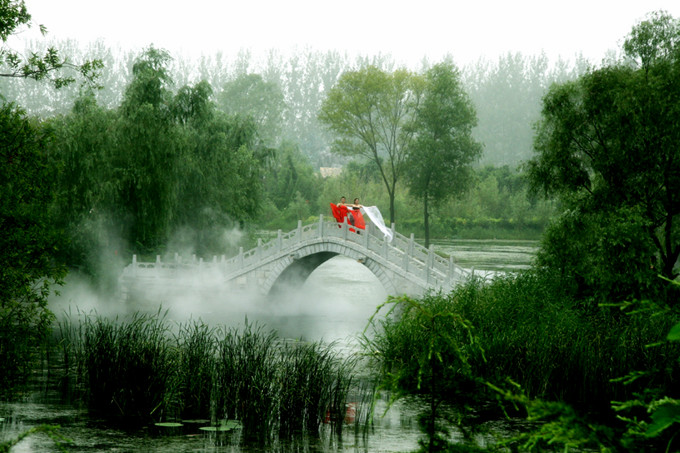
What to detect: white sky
<box><xmin>15</xmin><ymin>0</ymin><xmax>680</xmax><ymax>67</ymax></box>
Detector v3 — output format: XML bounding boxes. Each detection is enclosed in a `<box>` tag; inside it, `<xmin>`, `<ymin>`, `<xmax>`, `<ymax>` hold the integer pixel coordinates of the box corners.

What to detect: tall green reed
<box><xmin>60</xmin><ymin>309</ymin><xmax>179</xmax><ymax>424</ymax></box>
<box><xmin>441</xmin><ymin>271</ymin><xmax>680</xmax><ymax>409</ymax></box>
<box><xmin>213</xmin><ymin>320</ymin><xmax>280</xmax><ymax>440</ymax></box>
<box><xmin>57</xmin><ymin>312</ymin><xmax>369</xmax><ymax>443</ymax></box>
<box><xmin>278</xmin><ymin>340</ymin><xmax>357</xmax><ymax>437</ymax></box>
<box><xmin>174</xmin><ymin>320</ymin><xmax>216</xmax><ymax>421</ymax></box>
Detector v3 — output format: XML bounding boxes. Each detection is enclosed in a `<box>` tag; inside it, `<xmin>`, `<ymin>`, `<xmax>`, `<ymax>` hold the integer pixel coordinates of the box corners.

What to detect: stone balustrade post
<box><xmin>277</xmin><ymin>229</ymin><xmax>282</xmax><ymax>252</ymax></box>
<box><xmin>448</xmin><ymin>256</ymin><xmax>454</xmax><ymax>286</ymax></box>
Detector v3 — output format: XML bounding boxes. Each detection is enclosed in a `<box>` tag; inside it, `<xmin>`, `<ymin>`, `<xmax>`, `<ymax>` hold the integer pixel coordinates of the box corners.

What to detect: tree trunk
<box><xmin>389</xmin><ymin>190</ymin><xmax>396</xmax><ymax>226</ymax></box>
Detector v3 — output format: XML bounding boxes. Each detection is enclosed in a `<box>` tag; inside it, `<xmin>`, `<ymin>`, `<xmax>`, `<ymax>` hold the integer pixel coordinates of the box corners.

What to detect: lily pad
<box><xmin>154</xmin><ymin>422</ymin><xmax>184</xmax><ymax>428</ymax></box>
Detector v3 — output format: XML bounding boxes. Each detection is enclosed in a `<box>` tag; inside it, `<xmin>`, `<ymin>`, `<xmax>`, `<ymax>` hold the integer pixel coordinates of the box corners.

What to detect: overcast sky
<box><xmin>16</xmin><ymin>0</ymin><xmax>680</xmax><ymax>67</ymax></box>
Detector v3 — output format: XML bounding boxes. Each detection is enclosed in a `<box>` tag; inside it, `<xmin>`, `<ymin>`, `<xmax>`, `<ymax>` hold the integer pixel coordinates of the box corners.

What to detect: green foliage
<box><xmin>259</xmin><ymin>142</ymin><xmax>321</xmax><ymax>229</ymax></box>
<box><xmin>319</xmin><ymin>65</ymin><xmax>424</xmax><ymax>224</ymax></box>
<box><xmin>218</xmin><ymin>73</ymin><xmax>285</xmax><ymax>146</ymax></box>
<box><xmin>113</xmin><ymin>47</ymin><xmax>180</xmax><ymax>251</ymax></box>
<box><xmin>480</xmin><ymin>280</ymin><xmax>680</xmax><ymax>452</ymax></box>
<box><xmin>0</xmin><ymin>102</ymin><xmax>66</xmax><ymax>393</ymax></box>
<box><xmin>488</xmin><ymin>381</ymin><xmax>620</xmax><ymax>452</ymax></box>
<box><xmin>369</xmin><ymin>275</ymin><xmax>679</xmax><ymax>451</ymax></box>
<box><xmin>59</xmin><ymin>314</ymin><xmax>361</xmax><ymax>442</ymax></box>
<box><xmin>73</xmin><ymin>310</ymin><xmax>179</xmax><ymax>423</ymax></box>
<box><xmin>454</xmin><ymin>272</ymin><xmax>679</xmax><ymax>409</ymax></box>
<box><xmin>406</xmin><ymin>61</ymin><xmax>482</xmax><ymax>247</ymax></box>
<box><xmin>173</xmin><ymin>94</ymin><xmax>263</xmax><ymax>255</ymax></box>
<box><xmin>45</xmin><ymin>93</ymin><xmax>120</xmax><ymax>281</ymax></box>
<box><xmin>174</xmin><ymin>321</ymin><xmax>216</xmax><ymax>420</ymax></box>
<box><xmin>42</xmin><ymin>48</ymin><xmax>268</xmax><ymax>266</ymax></box>
<box><xmin>608</xmin><ymin>282</ymin><xmax>680</xmax><ymax>451</ymax></box>
<box><xmin>527</xmin><ymin>11</ymin><xmax>680</xmax><ymax>304</ymax></box>
<box><xmin>363</xmin><ymin>293</ymin><xmax>486</xmax><ymax>451</ymax></box>
<box><xmin>0</xmin><ymin>1</ymin><xmax>102</xmax><ymax>88</ymax></box>
<box><xmin>536</xmin><ymin>204</ymin><xmax>660</xmax><ymax>305</ymax></box>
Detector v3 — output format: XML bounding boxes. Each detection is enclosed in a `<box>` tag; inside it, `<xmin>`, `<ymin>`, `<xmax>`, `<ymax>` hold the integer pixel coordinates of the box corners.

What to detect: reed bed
<box><xmin>429</xmin><ymin>271</ymin><xmax>680</xmax><ymax>409</ymax></box>
<box><xmin>57</xmin><ymin>311</ymin><xmax>365</xmax><ymax>443</ymax></box>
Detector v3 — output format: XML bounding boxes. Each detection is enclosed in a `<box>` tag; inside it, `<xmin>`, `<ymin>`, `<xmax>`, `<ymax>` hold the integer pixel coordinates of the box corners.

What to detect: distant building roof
<box><xmin>319</xmin><ymin>167</ymin><xmax>342</xmax><ymax>178</ymax></box>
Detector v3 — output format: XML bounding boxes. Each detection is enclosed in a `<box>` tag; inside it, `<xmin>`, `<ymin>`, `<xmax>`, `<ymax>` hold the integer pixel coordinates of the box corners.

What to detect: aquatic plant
<box><xmin>362</xmin><ymin>292</ymin><xmax>486</xmax><ymax>452</ymax></box>
<box><xmin>75</xmin><ymin>309</ymin><xmax>180</xmax><ymax>424</ymax></box>
<box><xmin>278</xmin><ymin>340</ymin><xmax>357</xmax><ymax>437</ymax></box>
<box><xmin>213</xmin><ymin>320</ymin><xmax>280</xmax><ymax>440</ymax></box>
<box><xmin>451</xmin><ymin>271</ymin><xmax>679</xmax><ymax>408</ymax></box>
<box><xmin>57</xmin><ymin>312</ymin><xmax>368</xmax><ymax>444</ymax></box>
<box><xmin>174</xmin><ymin>320</ymin><xmax>217</xmax><ymax>420</ymax></box>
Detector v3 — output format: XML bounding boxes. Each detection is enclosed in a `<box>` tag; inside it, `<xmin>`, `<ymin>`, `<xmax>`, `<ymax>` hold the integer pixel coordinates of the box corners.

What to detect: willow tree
<box><xmin>405</xmin><ymin>61</ymin><xmax>482</xmax><ymax>248</ymax></box>
<box><xmin>319</xmin><ymin>66</ymin><xmax>424</xmax><ymax>225</ymax></box>
<box><xmin>527</xmin><ymin>10</ymin><xmax>680</xmax><ymax>304</ymax></box>
<box><xmin>172</xmin><ymin>80</ymin><xmax>264</xmax><ymax>254</ymax></box>
<box><xmin>114</xmin><ymin>47</ymin><xmax>180</xmax><ymax>251</ymax></box>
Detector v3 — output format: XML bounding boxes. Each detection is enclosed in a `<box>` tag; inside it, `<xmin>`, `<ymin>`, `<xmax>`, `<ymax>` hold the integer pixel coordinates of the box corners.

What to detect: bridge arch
<box><xmin>263</xmin><ymin>242</ymin><xmax>398</xmax><ymax>295</ymax></box>
<box><xmin>120</xmin><ymin>217</ymin><xmax>467</xmax><ymax>299</ymax></box>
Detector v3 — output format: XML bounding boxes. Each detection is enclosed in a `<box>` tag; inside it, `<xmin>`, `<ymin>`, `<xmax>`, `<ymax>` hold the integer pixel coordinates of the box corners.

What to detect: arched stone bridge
<box><xmin>119</xmin><ymin>216</ymin><xmax>469</xmax><ymax>300</ymax></box>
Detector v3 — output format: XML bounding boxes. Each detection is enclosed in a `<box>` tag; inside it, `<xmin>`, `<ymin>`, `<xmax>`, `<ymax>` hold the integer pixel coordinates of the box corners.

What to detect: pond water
<box><xmin>1</xmin><ymin>239</ymin><xmax>538</xmax><ymax>452</ymax></box>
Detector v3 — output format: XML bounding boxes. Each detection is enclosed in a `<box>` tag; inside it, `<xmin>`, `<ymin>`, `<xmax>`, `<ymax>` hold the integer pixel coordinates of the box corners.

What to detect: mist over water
<box><xmin>49</xmin><ymin>239</ymin><xmax>537</xmax><ymax>344</ymax></box>
<box><xmin>49</xmin><ymin>255</ymin><xmax>388</xmax><ymax>345</ymax></box>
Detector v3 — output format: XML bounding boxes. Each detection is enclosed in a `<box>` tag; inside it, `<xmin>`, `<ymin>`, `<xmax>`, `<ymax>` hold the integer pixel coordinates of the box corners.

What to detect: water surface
<box><xmin>2</xmin><ymin>239</ymin><xmax>537</xmax><ymax>452</ymax></box>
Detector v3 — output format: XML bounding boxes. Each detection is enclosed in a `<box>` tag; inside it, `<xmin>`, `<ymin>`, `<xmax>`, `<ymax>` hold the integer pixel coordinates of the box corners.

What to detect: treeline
<box><xmin>267</xmin><ymin>160</ymin><xmax>555</xmax><ymax>240</ymax></box>
<box><xmin>1</xmin><ymin>38</ymin><xmax>591</xmax><ymax>167</ymax></box>
<box><xmin>2</xmin><ymin>43</ymin><xmax>561</xmax><ymax>282</ymax></box>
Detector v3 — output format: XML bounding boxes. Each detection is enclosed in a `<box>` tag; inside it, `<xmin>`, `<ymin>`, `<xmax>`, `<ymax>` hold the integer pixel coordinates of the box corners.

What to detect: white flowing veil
<box><xmin>361</xmin><ymin>206</ymin><xmax>393</xmax><ymax>242</ymax></box>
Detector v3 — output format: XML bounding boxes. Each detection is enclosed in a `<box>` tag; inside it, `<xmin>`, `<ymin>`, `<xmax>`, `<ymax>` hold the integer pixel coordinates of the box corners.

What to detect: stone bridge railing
<box><xmin>120</xmin><ymin>216</ymin><xmax>469</xmax><ymax>294</ymax></box>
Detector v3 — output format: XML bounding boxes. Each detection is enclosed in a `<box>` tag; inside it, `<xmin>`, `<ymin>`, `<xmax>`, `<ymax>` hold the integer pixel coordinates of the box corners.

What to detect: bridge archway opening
<box><xmin>267</xmin><ymin>253</ymin><xmax>389</xmax><ymax>302</ymax></box>
<box><xmin>269</xmin><ymin>251</ymin><xmax>338</xmax><ymax>294</ymax></box>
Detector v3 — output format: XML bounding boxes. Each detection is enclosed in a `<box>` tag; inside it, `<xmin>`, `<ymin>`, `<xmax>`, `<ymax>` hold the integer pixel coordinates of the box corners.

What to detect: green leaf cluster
<box><xmin>0</xmin><ymin>102</ymin><xmax>66</xmax><ymax>392</ymax></box>
<box><xmin>528</xmin><ymin>10</ymin><xmax>680</xmax><ymax>305</ymax></box>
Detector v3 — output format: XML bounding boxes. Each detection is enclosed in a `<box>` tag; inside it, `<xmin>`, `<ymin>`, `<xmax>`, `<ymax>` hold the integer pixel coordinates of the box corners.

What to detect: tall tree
<box><xmin>319</xmin><ymin>65</ymin><xmax>424</xmax><ymax>224</ymax></box>
<box><xmin>527</xmin><ymin>10</ymin><xmax>680</xmax><ymax>304</ymax></box>
<box><xmin>46</xmin><ymin>93</ymin><xmax>118</xmax><ymax>276</ymax></box>
<box><xmin>218</xmin><ymin>73</ymin><xmax>285</xmax><ymax>146</ymax></box>
<box><xmin>173</xmin><ymin>80</ymin><xmax>264</xmax><ymax>254</ymax></box>
<box><xmin>0</xmin><ymin>103</ymin><xmax>66</xmax><ymax>390</ymax></box>
<box><xmin>405</xmin><ymin>62</ymin><xmax>482</xmax><ymax>247</ymax></box>
<box><xmin>115</xmin><ymin>47</ymin><xmax>179</xmax><ymax>251</ymax></box>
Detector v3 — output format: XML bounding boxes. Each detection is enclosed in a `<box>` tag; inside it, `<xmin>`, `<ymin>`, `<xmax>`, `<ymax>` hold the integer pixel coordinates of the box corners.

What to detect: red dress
<box><xmin>330</xmin><ymin>203</ymin><xmax>365</xmax><ymax>232</ymax></box>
